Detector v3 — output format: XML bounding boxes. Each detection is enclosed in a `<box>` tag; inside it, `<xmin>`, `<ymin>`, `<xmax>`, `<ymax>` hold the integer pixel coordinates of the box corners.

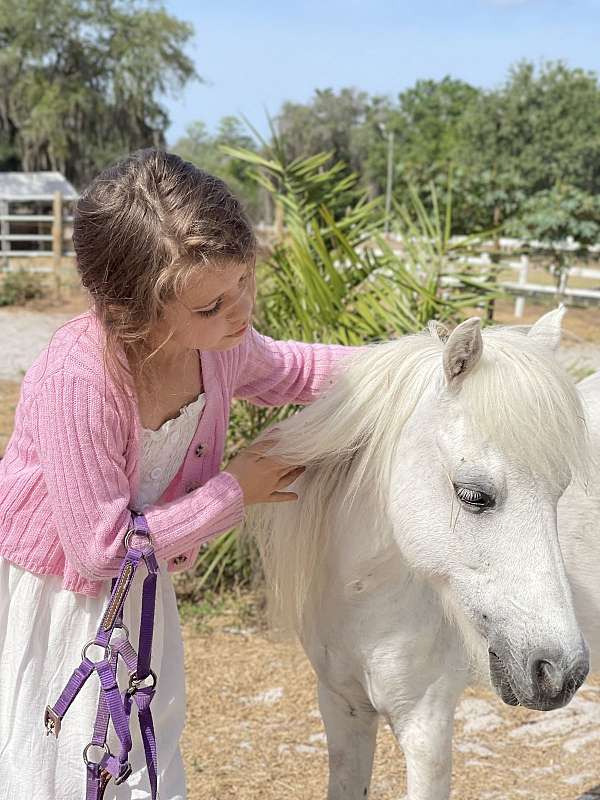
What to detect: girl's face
<box><xmin>157</xmin><ymin>260</ymin><xmax>256</xmax><ymax>355</ymax></box>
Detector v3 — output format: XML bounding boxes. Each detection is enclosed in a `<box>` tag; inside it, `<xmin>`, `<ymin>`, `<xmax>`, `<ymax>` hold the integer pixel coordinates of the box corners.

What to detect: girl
<box><xmin>0</xmin><ymin>149</ymin><xmax>357</xmax><ymax>798</ymax></box>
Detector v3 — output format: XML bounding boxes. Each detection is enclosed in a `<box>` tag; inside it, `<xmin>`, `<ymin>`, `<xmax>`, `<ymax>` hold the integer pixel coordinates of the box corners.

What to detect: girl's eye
<box><xmin>454</xmin><ymin>485</ymin><xmax>495</xmax><ymax>513</ymax></box>
<box><xmin>194</xmin><ymin>268</ymin><xmax>252</xmax><ymax>317</ymax></box>
<box><xmin>196</xmin><ymin>298</ymin><xmax>223</xmax><ymax>317</ymax></box>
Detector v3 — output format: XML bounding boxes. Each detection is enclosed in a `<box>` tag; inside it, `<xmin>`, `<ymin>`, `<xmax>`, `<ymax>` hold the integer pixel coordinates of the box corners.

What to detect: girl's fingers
<box><xmin>277</xmin><ymin>464</ymin><xmax>306</xmax><ymax>475</ymax></box>
<box><xmin>276</xmin><ymin>467</ymin><xmax>305</xmax><ymax>488</ymax></box>
<box><xmin>268</xmin><ymin>491</ymin><xmax>299</xmax><ymax>503</ymax></box>
<box><xmin>246</xmin><ymin>438</ymin><xmax>278</xmax><ymax>459</ymax></box>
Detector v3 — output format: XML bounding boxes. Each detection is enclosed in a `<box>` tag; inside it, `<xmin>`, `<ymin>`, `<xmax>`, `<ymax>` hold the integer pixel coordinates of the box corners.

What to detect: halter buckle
<box><xmin>44</xmin><ymin>705</ymin><xmax>62</xmax><ymax>738</ymax></box>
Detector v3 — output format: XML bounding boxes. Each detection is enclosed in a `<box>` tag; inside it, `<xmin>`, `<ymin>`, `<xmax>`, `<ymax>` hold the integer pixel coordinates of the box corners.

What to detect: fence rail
<box><xmin>0</xmin><ymin>192</ymin><xmax>76</xmax><ymax>280</ymax></box>
<box><xmin>456</xmin><ymin>253</ymin><xmax>600</xmax><ymax>315</ymax></box>
<box><xmin>2</xmin><ymin>214</ymin><xmax>600</xmax><ymax>313</ymax></box>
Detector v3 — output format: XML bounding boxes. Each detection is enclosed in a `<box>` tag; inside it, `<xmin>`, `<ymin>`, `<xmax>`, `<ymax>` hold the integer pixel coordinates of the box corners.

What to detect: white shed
<box><xmin>0</xmin><ymin>171</ymin><xmax>77</xmax><ymax>262</ymax></box>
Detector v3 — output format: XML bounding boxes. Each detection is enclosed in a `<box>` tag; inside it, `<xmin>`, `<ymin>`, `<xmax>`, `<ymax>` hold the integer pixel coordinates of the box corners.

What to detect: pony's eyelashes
<box><xmin>453</xmin><ymin>483</ymin><xmax>496</xmax><ymax>514</ymax></box>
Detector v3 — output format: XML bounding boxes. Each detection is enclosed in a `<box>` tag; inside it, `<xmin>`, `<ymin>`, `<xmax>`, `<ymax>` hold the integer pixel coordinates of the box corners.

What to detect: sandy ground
<box><xmin>1</xmin><ymin>296</ymin><xmax>600</xmax><ymax>798</ymax></box>
<box><xmin>181</xmin><ymin>605</ymin><xmax>600</xmax><ymax>800</ymax></box>
<box><xmin>0</xmin><ymin>295</ymin><xmax>85</xmax><ymax>380</ymax></box>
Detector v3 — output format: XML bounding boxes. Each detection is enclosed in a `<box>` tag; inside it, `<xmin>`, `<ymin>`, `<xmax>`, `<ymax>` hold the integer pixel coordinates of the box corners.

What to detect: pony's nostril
<box><xmin>535</xmin><ymin>658</ymin><xmax>563</xmax><ymax>697</ymax></box>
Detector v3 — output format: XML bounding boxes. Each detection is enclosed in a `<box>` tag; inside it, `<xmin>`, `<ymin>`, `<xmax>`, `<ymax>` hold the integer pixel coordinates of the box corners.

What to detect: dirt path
<box><xmin>0</xmin><ymin>301</ymin><xmax>83</xmax><ymax>381</ymax></box>
<box><xmin>492</xmin><ymin>300</ymin><xmax>600</xmax><ymax>379</ymax></box>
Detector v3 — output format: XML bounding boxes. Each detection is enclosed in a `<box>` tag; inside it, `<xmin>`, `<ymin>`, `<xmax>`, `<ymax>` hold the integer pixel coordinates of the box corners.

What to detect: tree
<box><xmin>505</xmin><ymin>183</ymin><xmax>600</xmax><ymax>288</ymax></box>
<box><xmin>393</xmin><ymin>78</ymin><xmax>479</xmax><ymax>182</ymax></box>
<box><xmin>275</xmin><ymin>87</ymin><xmax>370</xmax><ymax>174</ymax></box>
<box><xmin>171</xmin><ymin>116</ymin><xmax>261</xmax><ymax>220</ymax></box>
<box><xmin>0</xmin><ymin>0</ymin><xmax>198</xmax><ymax>186</ymax></box>
<box><xmin>457</xmin><ymin>60</ymin><xmax>600</xmax><ymax>230</ymax></box>
<box><xmin>379</xmin><ymin>78</ymin><xmax>482</xmax><ymax>231</ymax></box>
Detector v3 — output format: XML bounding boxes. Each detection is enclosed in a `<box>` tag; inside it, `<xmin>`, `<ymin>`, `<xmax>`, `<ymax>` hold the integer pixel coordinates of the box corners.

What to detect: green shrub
<box><xmin>0</xmin><ymin>269</ymin><xmax>46</xmax><ymax>306</ymax></box>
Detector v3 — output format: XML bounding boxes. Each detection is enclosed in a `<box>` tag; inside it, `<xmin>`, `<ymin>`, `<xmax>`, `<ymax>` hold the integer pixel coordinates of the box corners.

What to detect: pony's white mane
<box><xmin>244</xmin><ymin>323</ymin><xmax>592</xmax><ymax>636</ymax></box>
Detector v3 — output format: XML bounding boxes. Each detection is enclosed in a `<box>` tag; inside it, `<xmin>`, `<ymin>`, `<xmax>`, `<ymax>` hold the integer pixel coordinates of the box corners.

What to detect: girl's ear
<box><xmin>442</xmin><ymin>317</ymin><xmax>483</xmax><ymax>392</ymax></box>
<box><xmin>526</xmin><ymin>305</ymin><xmax>566</xmax><ymax>354</ymax></box>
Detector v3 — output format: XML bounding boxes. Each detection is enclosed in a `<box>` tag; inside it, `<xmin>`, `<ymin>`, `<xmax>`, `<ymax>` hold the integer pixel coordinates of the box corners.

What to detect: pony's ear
<box><xmin>527</xmin><ymin>305</ymin><xmax>566</xmax><ymax>354</ymax></box>
<box><xmin>443</xmin><ymin>317</ymin><xmax>483</xmax><ymax>391</ymax></box>
<box><xmin>427</xmin><ymin>319</ymin><xmax>450</xmax><ymax>344</ymax></box>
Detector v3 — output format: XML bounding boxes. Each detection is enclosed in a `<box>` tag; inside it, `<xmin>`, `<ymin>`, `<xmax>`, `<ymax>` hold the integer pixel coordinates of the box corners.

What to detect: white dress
<box><xmin>0</xmin><ymin>392</ymin><xmax>206</xmax><ymax>799</ymax></box>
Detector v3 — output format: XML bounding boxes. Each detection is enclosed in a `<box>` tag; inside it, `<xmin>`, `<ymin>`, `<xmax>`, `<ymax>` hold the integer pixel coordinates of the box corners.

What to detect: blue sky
<box><xmin>163</xmin><ymin>0</ymin><xmax>600</xmax><ymax>145</ymax></box>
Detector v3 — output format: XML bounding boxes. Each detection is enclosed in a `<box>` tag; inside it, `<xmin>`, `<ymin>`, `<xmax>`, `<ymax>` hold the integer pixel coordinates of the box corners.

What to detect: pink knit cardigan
<box><xmin>0</xmin><ymin>312</ymin><xmax>354</xmax><ymax>596</ymax></box>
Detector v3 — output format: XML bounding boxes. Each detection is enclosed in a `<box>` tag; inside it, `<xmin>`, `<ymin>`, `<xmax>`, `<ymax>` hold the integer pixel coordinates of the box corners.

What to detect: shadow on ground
<box><xmin>578</xmin><ymin>787</ymin><xmax>600</xmax><ymax>799</ymax></box>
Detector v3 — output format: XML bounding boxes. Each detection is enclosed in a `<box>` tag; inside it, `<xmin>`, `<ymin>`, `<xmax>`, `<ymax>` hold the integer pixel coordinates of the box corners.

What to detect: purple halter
<box><xmin>44</xmin><ymin>512</ymin><xmax>160</xmax><ymax>799</ymax></box>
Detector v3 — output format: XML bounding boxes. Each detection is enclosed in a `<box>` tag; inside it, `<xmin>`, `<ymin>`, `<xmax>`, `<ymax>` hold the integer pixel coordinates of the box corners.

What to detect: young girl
<box><xmin>0</xmin><ymin>149</ymin><xmax>357</xmax><ymax>798</ymax></box>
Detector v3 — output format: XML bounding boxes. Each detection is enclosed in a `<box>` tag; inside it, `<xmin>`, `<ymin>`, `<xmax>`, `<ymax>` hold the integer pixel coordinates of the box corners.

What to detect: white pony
<box><xmin>246</xmin><ymin>308</ymin><xmax>593</xmax><ymax>800</ymax></box>
<box><xmin>559</xmin><ymin>367</ymin><xmax>600</xmax><ymax>662</ymax></box>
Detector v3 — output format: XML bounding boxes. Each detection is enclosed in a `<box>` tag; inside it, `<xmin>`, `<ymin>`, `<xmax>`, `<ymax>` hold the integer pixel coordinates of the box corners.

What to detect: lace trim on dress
<box><xmin>134</xmin><ymin>392</ymin><xmax>206</xmax><ymax>510</ymax></box>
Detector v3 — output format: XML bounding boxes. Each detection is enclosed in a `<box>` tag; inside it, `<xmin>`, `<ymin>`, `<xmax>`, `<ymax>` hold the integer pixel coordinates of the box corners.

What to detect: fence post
<box><xmin>558</xmin><ymin>266</ymin><xmax>569</xmax><ymax>299</ymax></box>
<box><xmin>52</xmin><ymin>191</ymin><xmax>63</xmax><ymax>297</ymax></box>
<box><xmin>0</xmin><ymin>199</ymin><xmax>8</xmax><ymax>269</ymax></box>
<box><xmin>514</xmin><ymin>255</ymin><xmax>528</xmax><ymax>318</ymax></box>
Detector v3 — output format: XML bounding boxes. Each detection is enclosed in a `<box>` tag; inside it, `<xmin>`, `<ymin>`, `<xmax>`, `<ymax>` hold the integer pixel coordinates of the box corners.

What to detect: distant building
<box><xmin>0</xmin><ymin>172</ymin><xmax>77</xmax><ymax>258</ymax></box>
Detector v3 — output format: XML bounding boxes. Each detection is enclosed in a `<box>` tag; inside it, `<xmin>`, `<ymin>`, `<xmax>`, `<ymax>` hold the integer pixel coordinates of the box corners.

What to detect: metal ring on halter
<box><xmin>83</xmin><ymin>741</ymin><xmax>110</xmax><ymax>766</ymax></box>
<box><xmin>109</xmin><ymin>623</ymin><xmax>130</xmax><ymax>643</ymax></box>
<box><xmin>126</xmin><ymin>668</ymin><xmax>157</xmax><ymax>695</ymax></box>
<box><xmin>124</xmin><ymin>528</ymin><xmax>153</xmax><ymax>550</ymax></box>
<box><xmin>81</xmin><ymin>640</ymin><xmax>113</xmax><ymax>663</ymax></box>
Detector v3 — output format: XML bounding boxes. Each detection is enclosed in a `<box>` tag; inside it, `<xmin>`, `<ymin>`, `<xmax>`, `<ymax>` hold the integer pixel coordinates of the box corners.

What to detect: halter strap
<box><xmin>44</xmin><ymin>512</ymin><xmax>160</xmax><ymax>799</ymax></box>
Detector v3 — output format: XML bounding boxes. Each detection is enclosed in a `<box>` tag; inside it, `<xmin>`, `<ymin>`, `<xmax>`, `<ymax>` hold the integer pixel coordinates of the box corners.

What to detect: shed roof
<box><xmin>0</xmin><ymin>171</ymin><xmax>78</xmax><ymax>201</ymax></box>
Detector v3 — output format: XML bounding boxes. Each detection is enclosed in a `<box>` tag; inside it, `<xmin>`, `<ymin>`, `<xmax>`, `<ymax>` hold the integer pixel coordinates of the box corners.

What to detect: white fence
<box><xmin>3</xmin><ymin>217</ymin><xmax>600</xmax><ymax>314</ymax></box>
<box><xmin>456</xmin><ymin>252</ymin><xmax>600</xmax><ymax>316</ymax></box>
<box><xmin>0</xmin><ymin>191</ymin><xmax>75</xmax><ymax>277</ymax></box>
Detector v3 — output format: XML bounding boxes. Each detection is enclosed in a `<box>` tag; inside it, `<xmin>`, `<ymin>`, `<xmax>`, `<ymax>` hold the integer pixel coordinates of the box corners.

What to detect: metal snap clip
<box><xmin>114</xmin><ymin>762</ymin><xmax>133</xmax><ymax>785</ymax></box>
<box><xmin>126</xmin><ymin>668</ymin><xmax>157</xmax><ymax>696</ymax></box>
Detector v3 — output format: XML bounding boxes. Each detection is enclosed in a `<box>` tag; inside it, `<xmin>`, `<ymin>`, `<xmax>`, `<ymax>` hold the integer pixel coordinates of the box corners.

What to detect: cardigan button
<box><xmin>172</xmin><ymin>555</ymin><xmax>188</xmax><ymax>566</ymax></box>
<box><xmin>195</xmin><ymin>444</ymin><xmax>204</xmax><ymax>457</ymax></box>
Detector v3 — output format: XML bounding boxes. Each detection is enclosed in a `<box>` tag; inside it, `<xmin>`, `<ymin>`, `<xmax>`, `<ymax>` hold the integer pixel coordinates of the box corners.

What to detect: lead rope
<box><xmin>44</xmin><ymin>513</ymin><xmax>160</xmax><ymax>799</ymax></box>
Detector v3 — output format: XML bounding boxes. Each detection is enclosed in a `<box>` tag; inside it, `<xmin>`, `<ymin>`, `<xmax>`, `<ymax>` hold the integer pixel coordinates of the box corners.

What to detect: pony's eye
<box><xmin>454</xmin><ymin>485</ymin><xmax>495</xmax><ymax>513</ymax></box>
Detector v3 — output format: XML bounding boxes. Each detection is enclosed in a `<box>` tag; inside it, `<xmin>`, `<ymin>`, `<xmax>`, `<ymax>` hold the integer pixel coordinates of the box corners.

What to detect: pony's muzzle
<box><xmin>488</xmin><ymin>640</ymin><xmax>589</xmax><ymax>711</ymax></box>
<box><xmin>526</xmin><ymin>644</ymin><xmax>589</xmax><ymax>710</ymax></box>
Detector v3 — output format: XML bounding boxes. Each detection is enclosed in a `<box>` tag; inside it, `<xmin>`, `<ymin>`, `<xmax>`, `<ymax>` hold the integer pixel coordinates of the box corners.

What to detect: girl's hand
<box><xmin>224</xmin><ymin>438</ymin><xmax>305</xmax><ymax>506</ymax></box>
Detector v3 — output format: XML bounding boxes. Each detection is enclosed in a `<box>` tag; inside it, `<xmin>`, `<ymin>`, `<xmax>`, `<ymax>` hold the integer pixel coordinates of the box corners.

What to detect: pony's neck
<box><xmin>318</xmin><ymin>475</ymin><xmax>415</xmax><ymax>602</ymax></box>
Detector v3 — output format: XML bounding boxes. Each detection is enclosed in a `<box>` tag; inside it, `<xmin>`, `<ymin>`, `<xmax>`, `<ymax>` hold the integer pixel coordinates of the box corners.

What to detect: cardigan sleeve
<box><xmin>233</xmin><ymin>326</ymin><xmax>361</xmax><ymax>407</ymax></box>
<box><xmin>31</xmin><ymin>372</ymin><xmax>245</xmax><ymax>581</ymax></box>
